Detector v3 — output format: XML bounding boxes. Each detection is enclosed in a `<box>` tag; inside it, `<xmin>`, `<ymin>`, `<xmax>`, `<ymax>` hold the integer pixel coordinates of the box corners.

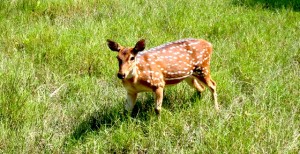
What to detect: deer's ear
<box><xmin>133</xmin><ymin>39</ymin><xmax>145</xmax><ymax>54</ymax></box>
<box><xmin>107</xmin><ymin>39</ymin><xmax>122</xmax><ymax>52</ymax></box>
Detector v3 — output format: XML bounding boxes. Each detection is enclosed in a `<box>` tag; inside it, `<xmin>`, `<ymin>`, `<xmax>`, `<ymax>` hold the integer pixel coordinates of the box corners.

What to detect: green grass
<box><xmin>0</xmin><ymin>0</ymin><xmax>299</xmax><ymax>153</ymax></box>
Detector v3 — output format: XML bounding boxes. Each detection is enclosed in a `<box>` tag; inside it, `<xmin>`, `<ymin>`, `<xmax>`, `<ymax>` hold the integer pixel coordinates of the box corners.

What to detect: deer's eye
<box><xmin>130</xmin><ymin>57</ymin><xmax>135</xmax><ymax>61</ymax></box>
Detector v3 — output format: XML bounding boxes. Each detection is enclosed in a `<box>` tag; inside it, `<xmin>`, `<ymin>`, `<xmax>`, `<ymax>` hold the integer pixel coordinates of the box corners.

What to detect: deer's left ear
<box><xmin>133</xmin><ymin>39</ymin><xmax>145</xmax><ymax>54</ymax></box>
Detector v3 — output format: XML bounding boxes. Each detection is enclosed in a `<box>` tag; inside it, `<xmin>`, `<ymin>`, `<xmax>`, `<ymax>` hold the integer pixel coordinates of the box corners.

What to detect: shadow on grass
<box><xmin>63</xmin><ymin>90</ymin><xmax>202</xmax><ymax>149</ymax></box>
<box><xmin>62</xmin><ymin>96</ymin><xmax>155</xmax><ymax>148</ymax></box>
<box><xmin>133</xmin><ymin>89</ymin><xmax>202</xmax><ymax>116</ymax></box>
<box><xmin>232</xmin><ymin>0</ymin><xmax>300</xmax><ymax>11</ymax></box>
<box><xmin>65</xmin><ymin>104</ymin><xmax>124</xmax><ymax>141</ymax></box>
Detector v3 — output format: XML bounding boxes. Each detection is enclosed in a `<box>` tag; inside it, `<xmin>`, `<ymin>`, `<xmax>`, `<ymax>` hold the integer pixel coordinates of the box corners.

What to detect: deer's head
<box><xmin>107</xmin><ymin>39</ymin><xmax>145</xmax><ymax>79</ymax></box>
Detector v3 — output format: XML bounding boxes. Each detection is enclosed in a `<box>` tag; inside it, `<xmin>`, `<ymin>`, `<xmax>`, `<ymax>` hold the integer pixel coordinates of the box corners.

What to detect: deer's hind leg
<box><xmin>185</xmin><ymin>76</ymin><xmax>205</xmax><ymax>93</ymax></box>
<box><xmin>193</xmin><ymin>69</ymin><xmax>219</xmax><ymax>111</ymax></box>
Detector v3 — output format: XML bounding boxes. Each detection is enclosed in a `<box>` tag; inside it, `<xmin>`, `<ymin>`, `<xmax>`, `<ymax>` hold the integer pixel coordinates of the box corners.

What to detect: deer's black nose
<box><xmin>117</xmin><ymin>73</ymin><xmax>125</xmax><ymax>79</ymax></box>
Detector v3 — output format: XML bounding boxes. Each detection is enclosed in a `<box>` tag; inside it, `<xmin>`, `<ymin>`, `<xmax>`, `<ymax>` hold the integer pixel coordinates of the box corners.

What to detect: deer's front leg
<box><xmin>154</xmin><ymin>87</ymin><xmax>164</xmax><ymax>115</ymax></box>
<box><xmin>125</xmin><ymin>92</ymin><xmax>137</xmax><ymax>113</ymax></box>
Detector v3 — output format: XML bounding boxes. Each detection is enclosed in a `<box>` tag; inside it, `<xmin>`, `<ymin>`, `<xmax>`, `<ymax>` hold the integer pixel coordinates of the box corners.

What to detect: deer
<box><xmin>107</xmin><ymin>38</ymin><xmax>219</xmax><ymax>115</ymax></box>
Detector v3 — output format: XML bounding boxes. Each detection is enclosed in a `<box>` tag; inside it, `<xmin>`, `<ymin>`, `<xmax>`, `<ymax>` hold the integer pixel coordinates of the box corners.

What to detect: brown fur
<box><xmin>107</xmin><ymin>38</ymin><xmax>219</xmax><ymax>115</ymax></box>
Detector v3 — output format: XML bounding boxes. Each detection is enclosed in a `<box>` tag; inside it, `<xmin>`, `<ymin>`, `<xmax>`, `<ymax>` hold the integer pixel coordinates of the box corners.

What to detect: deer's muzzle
<box><xmin>117</xmin><ymin>73</ymin><xmax>125</xmax><ymax>79</ymax></box>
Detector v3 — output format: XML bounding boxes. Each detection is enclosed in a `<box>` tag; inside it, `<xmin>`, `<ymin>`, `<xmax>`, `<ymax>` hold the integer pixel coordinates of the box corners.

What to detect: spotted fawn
<box><xmin>107</xmin><ymin>38</ymin><xmax>219</xmax><ymax>115</ymax></box>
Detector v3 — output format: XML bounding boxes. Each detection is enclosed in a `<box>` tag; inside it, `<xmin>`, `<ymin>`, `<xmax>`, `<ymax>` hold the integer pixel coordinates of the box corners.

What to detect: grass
<box><xmin>0</xmin><ymin>0</ymin><xmax>299</xmax><ymax>153</ymax></box>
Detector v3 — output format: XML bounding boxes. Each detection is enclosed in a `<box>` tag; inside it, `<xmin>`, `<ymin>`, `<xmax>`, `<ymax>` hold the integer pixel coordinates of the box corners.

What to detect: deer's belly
<box><xmin>122</xmin><ymin>79</ymin><xmax>153</xmax><ymax>92</ymax></box>
<box><xmin>165</xmin><ymin>78</ymin><xmax>185</xmax><ymax>85</ymax></box>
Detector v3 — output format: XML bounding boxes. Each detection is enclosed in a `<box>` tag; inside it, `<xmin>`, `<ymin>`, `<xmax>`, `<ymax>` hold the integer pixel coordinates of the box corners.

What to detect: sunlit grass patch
<box><xmin>0</xmin><ymin>0</ymin><xmax>299</xmax><ymax>153</ymax></box>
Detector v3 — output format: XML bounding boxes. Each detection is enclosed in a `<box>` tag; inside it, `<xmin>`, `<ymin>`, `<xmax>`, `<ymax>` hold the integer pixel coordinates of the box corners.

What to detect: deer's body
<box><xmin>107</xmin><ymin>38</ymin><xmax>219</xmax><ymax>115</ymax></box>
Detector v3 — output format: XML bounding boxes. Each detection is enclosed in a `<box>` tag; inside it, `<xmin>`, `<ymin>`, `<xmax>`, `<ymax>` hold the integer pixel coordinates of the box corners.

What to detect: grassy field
<box><xmin>0</xmin><ymin>0</ymin><xmax>299</xmax><ymax>153</ymax></box>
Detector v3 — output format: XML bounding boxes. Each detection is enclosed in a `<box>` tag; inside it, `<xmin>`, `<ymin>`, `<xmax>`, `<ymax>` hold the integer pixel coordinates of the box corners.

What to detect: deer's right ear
<box><xmin>107</xmin><ymin>39</ymin><xmax>121</xmax><ymax>52</ymax></box>
<box><xmin>133</xmin><ymin>39</ymin><xmax>145</xmax><ymax>55</ymax></box>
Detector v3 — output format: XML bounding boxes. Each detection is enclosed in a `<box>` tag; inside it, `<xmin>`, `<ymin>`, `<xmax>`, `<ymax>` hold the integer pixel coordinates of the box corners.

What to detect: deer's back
<box><xmin>134</xmin><ymin>38</ymin><xmax>212</xmax><ymax>87</ymax></box>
